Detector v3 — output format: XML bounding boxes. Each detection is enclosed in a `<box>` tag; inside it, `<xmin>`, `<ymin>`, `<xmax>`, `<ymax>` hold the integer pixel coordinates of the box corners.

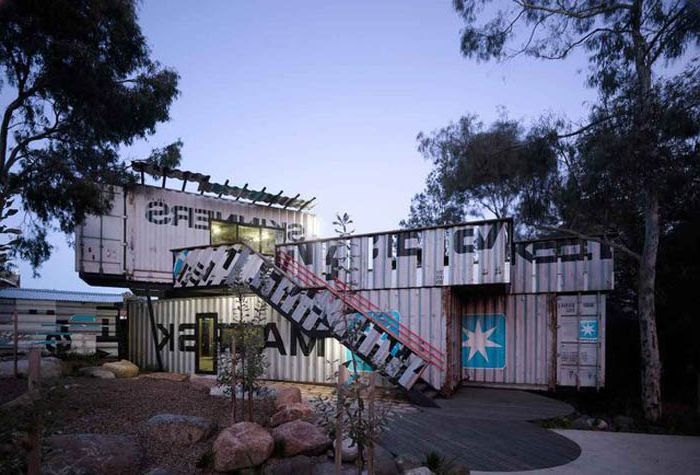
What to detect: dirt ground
<box><xmin>0</xmin><ymin>377</ymin><xmax>27</xmax><ymax>405</ymax></box>
<box><xmin>3</xmin><ymin>376</ymin><xmax>413</xmax><ymax>474</ymax></box>
<box><xmin>36</xmin><ymin>377</ymin><xmax>274</xmax><ymax>474</ymax></box>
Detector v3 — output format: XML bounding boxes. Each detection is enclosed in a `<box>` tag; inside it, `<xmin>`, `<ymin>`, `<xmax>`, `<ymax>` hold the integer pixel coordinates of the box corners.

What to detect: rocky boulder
<box><xmin>271</xmin><ymin>420</ymin><xmax>330</xmax><ymax>457</ymax></box>
<box><xmin>332</xmin><ymin>438</ymin><xmax>358</xmax><ymax>463</ymax></box>
<box><xmin>78</xmin><ymin>366</ymin><xmax>116</xmax><ymax>379</ymax></box>
<box><xmin>373</xmin><ymin>444</ymin><xmax>400</xmax><ymax>475</ymax></box>
<box><xmin>270</xmin><ymin>402</ymin><xmax>314</xmax><ymax>427</ymax></box>
<box><xmin>213</xmin><ymin>422</ymin><xmax>274</xmax><ymax>472</ymax></box>
<box><xmin>147</xmin><ymin>414</ymin><xmax>216</xmax><ymax>446</ymax></box>
<box><xmin>275</xmin><ymin>386</ymin><xmax>302</xmax><ymax>408</ymax></box>
<box><xmin>42</xmin><ymin>433</ymin><xmax>142</xmax><ymax>475</ymax></box>
<box><xmin>395</xmin><ymin>453</ymin><xmax>422</xmax><ymax>472</ymax></box>
<box><xmin>571</xmin><ymin>415</ymin><xmax>594</xmax><ymax>430</ymax></box>
<box><xmin>102</xmin><ymin>359</ymin><xmax>139</xmax><ymax>378</ymax></box>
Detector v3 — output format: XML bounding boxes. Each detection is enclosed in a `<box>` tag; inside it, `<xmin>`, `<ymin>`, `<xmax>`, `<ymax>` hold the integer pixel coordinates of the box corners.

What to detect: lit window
<box><xmin>210</xmin><ymin>220</ymin><xmax>284</xmax><ymax>255</ymax></box>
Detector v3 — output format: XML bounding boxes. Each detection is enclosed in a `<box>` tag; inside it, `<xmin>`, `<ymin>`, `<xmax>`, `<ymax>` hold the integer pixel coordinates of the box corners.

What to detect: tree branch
<box><xmin>513</xmin><ymin>0</ymin><xmax>633</xmax><ymax>19</ymax></box>
<box><xmin>4</xmin><ymin>109</ymin><xmax>64</xmax><ymax>174</ymax></box>
<box><xmin>538</xmin><ymin>28</ymin><xmax>632</xmax><ymax>60</ymax></box>
<box><xmin>555</xmin><ymin>111</ymin><xmax>626</xmax><ymax>139</ymax></box>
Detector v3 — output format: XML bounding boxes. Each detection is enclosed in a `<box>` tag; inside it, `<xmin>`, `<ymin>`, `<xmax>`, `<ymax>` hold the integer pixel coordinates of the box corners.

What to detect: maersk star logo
<box><xmin>578</xmin><ymin>319</ymin><xmax>599</xmax><ymax>342</ymax></box>
<box><xmin>462</xmin><ymin>314</ymin><xmax>506</xmax><ymax>369</ymax></box>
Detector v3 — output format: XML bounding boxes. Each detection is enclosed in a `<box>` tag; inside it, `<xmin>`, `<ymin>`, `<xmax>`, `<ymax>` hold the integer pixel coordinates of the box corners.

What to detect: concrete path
<box><xmin>473</xmin><ymin>430</ymin><xmax>700</xmax><ymax>474</ymax></box>
<box><xmin>380</xmin><ymin>387</ymin><xmax>580</xmax><ymax>471</ymax></box>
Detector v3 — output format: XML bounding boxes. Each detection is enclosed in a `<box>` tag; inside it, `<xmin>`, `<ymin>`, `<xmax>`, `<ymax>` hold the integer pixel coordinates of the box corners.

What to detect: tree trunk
<box><xmin>638</xmin><ymin>193</ymin><xmax>662</xmax><ymax>421</ymax></box>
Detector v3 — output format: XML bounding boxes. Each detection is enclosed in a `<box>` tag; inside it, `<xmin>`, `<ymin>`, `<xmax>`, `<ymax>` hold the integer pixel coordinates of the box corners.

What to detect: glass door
<box><xmin>195</xmin><ymin>313</ymin><xmax>218</xmax><ymax>374</ymax></box>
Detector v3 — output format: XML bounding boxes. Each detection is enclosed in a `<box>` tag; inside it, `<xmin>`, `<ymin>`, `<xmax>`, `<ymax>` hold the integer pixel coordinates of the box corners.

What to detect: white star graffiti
<box><xmin>463</xmin><ymin>320</ymin><xmax>502</xmax><ymax>362</ymax></box>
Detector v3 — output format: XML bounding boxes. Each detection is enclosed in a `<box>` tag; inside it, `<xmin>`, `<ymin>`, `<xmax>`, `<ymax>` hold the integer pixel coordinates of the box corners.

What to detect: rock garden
<box><xmin>0</xmin><ymin>356</ymin><xmax>422</xmax><ymax>474</ymax></box>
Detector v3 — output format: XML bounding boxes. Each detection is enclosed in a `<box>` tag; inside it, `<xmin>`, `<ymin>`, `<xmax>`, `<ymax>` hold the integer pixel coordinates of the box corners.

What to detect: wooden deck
<box><xmin>380</xmin><ymin>387</ymin><xmax>580</xmax><ymax>471</ymax></box>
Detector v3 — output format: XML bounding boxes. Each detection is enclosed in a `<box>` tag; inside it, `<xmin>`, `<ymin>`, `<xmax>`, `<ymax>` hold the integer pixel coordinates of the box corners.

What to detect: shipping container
<box><xmin>512</xmin><ymin>238</ymin><xmax>614</xmax><ymax>293</ymax></box>
<box><xmin>76</xmin><ymin>184</ymin><xmax>318</xmax><ymax>287</ymax></box>
<box><xmin>128</xmin><ymin>294</ymin><xmax>344</xmax><ymax>384</ymax></box>
<box><xmin>443</xmin><ymin>289</ymin><xmax>606</xmax><ymax>391</ymax></box>
<box><xmin>278</xmin><ymin>219</ymin><xmax>512</xmax><ymax>290</ymax></box>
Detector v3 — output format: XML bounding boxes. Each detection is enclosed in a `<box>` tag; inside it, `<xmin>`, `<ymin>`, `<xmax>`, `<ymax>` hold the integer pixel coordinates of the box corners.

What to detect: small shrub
<box><xmin>424</xmin><ymin>450</ymin><xmax>458</xmax><ymax>475</ymax></box>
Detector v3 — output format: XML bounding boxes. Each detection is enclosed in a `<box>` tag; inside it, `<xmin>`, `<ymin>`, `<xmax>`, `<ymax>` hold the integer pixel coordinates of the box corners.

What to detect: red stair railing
<box><xmin>276</xmin><ymin>250</ymin><xmax>445</xmax><ymax>371</ymax></box>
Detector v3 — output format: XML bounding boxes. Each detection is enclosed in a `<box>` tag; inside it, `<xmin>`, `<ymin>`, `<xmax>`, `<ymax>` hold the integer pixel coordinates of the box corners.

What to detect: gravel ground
<box><xmin>4</xmin><ymin>376</ymin><xmax>415</xmax><ymax>474</ymax></box>
<box><xmin>40</xmin><ymin>376</ymin><xmax>275</xmax><ymax>474</ymax></box>
<box><xmin>0</xmin><ymin>377</ymin><xmax>27</xmax><ymax>405</ymax></box>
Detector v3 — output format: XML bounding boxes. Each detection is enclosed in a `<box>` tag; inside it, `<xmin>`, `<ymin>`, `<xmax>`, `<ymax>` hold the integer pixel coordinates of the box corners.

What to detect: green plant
<box><xmin>424</xmin><ymin>451</ymin><xmax>458</xmax><ymax>475</ymax></box>
<box><xmin>217</xmin><ymin>290</ymin><xmax>268</xmax><ymax>424</ymax></box>
<box><xmin>312</xmin><ymin>212</ymin><xmax>394</xmax><ymax>474</ymax></box>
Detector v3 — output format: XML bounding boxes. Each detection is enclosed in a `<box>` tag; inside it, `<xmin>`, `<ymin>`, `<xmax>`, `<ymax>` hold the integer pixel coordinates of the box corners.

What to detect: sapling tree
<box><xmin>217</xmin><ymin>288</ymin><xmax>269</xmax><ymax>424</ymax></box>
<box><xmin>313</xmin><ymin>212</ymin><xmax>394</xmax><ymax>475</ymax></box>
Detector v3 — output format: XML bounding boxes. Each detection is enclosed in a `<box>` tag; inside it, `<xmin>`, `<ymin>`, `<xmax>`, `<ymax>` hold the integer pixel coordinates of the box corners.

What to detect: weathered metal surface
<box><xmin>0</xmin><ymin>297</ymin><xmax>121</xmax><ymax>356</ymax></box>
<box><xmin>170</xmin><ymin>243</ymin><xmax>433</xmax><ymax>390</ymax></box>
<box><xmin>356</xmin><ymin>287</ymin><xmax>446</xmax><ymax>391</ymax></box>
<box><xmin>451</xmin><ymin>292</ymin><xmax>555</xmax><ymax>388</ymax></box>
<box><xmin>512</xmin><ymin>238</ymin><xmax>614</xmax><ymax>293</ymax></box>
<box><xmin>75</xmin><ymin>186</ymin><xmax>126</xmax><ymax>277</ymax></box>
<box><xmin>278</xmin><ymin>219</ymin><xmax>512</xmax><ymax>290</ymax></box>
<box><xmin>128</xmin><ymin>294</ymin><xmax>343</xmax><ymax>384</ymax></box>
<box><xmin>76</xmin><ymin>184</ymin><xmax>318</xmax><ymax>285</ymax></box>
<box><xmin>449</xmin><ymin>291</ymin><xmax>607</xmax><ymax>388</ymax></box>
<box><xmin>556</xmin><ymin>293</ymin><xmax>606</xmax><ymax>388</ymax></box>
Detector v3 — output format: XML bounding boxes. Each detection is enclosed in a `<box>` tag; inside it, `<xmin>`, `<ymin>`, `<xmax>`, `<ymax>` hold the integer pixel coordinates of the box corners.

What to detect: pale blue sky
<box><xmin>15</xmin><ymin>0</ymin><xmax>597</xmax><ymax>292</ymax></box>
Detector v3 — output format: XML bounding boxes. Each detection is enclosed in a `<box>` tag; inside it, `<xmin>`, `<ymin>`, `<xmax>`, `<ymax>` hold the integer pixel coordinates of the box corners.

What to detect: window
<box><xmin>210</xmin><ymin>220</ymin><xmax>284</xmax><ymax>255</ymax></box>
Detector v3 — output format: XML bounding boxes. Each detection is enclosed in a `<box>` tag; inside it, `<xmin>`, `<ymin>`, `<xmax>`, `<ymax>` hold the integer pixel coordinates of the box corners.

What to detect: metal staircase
<box><xmin>172</xmin><ymin>242</ymin><xmax>444</xmax><ymax>405</ymax></box>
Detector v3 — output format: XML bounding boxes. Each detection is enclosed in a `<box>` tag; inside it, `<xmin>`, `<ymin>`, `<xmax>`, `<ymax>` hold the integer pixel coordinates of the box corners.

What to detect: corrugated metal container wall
<box><xmin>128</xmin><ymin>295</ymin><xmax>343</xmax><ymax>384</ymax></box>
<box><xmin>278</xmin><ymin>220</ymin><xmax>511</xmax><ymax>290</ymax></box>
<box><xmin>356</xmin><ymin>288</ymin><xmax>446</xmax><ymax>390</ymax></box>
<box><xmin>448</xmin><ymin>292</ymin><xmax>556</xmax><ymax>389</ymax></box>
<box><xmin>77</xmin><ymin>185</ymin><xmax>318</xmax><ymax>285</ymax></box>
<box><xmin>0</xmin><ymin>298</ymin><xmax>57</xmax><ymax>352</ymax></box>
<box><xmin>0</xmin><ymin>299</ymin><xmax>120</xmax><ymax>356</ymax></box>
<box><xmin>126</xmin><ymin>187</ymin><xmax>318</xmax><ymax>284</ymax></box>
<box><xmin>512</xmin><ymin>239</ymin><xmax>614</xmax><ymax>294</ymax></box>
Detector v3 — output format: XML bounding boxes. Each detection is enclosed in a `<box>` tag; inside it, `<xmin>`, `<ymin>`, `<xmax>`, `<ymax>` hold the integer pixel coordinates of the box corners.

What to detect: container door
<box><xmin>195</xmin><ymin>313</ymin><xmax>218</xmax><ymax>374</ymax></box>
<box><xmin>556</xmin><ymin>294</ymin><xmax>605</xmax><ymax>388</ymax></box>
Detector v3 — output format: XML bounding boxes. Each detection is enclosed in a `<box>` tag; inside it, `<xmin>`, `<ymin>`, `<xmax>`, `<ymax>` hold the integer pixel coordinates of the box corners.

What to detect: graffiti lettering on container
<box><xmin>172</xmin><ymin>243</ymin><xmax>428</xmax><ymax>390</ymax></box>
<box><xmin>145</xmin><ymin>200</ymin><xmax>305</xmax><ymax>241</ymax></box>
<box><xmin>156</xmin><ymin>321</ymin><xmax>329</xmax><ymax>357</ymax></box>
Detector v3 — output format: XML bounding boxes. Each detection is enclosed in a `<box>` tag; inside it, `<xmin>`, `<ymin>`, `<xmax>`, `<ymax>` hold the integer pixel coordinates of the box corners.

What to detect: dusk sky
<box><xmin>17</xmin><ymin>1</ymin><xmax>598</xmax><ymax>292</ymax></box>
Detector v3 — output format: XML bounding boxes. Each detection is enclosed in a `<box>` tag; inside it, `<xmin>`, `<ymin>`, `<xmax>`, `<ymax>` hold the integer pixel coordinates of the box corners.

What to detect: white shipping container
<box><xmin>76</xmin><ymin>185</ymin><xmax>318</xmax><ymax>286</ymax></box>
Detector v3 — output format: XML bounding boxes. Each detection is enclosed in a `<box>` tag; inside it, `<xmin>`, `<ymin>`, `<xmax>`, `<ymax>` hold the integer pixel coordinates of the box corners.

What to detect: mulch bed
<box><xmin>38</xmin><ymin>377</ymin><xmax>275</xmax><ymax>474</ymax></box>
<box><xmin>0</xmin><ymin>377</ymin><xmax>27</xmax><ymax>405</ymax></box>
